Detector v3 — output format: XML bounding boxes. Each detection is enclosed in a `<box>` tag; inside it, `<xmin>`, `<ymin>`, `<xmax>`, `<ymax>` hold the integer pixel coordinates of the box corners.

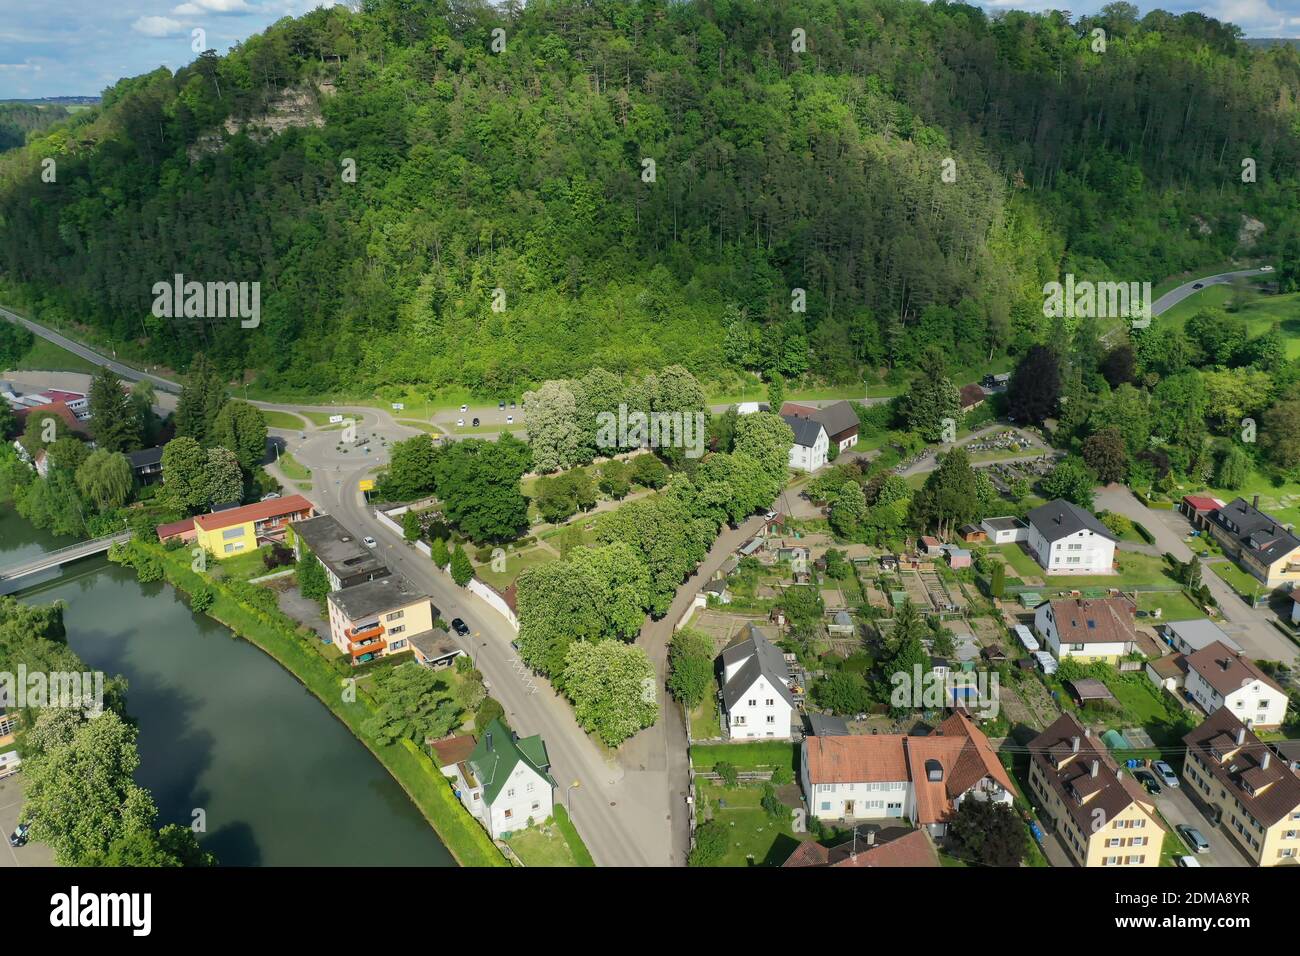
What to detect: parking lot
<box><xmin>1143</xmin><ymin>770</ymin><xmax>1254</xmax><ymax>868</ymax></box>
<box><xmin>0</xmin><ymin>774</ymin><xmax>54</xmax><ymax>867</ymax></box>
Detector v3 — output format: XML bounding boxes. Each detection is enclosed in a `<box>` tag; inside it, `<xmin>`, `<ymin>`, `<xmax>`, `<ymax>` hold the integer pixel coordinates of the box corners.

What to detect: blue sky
<box><xmin>2</xmin><ymin>0</ymin><xmax>1298</xmax><ymax>100</ymax></box>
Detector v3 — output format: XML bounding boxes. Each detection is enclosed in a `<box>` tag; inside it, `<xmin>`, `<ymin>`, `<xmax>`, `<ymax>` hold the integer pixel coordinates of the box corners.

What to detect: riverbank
<box><xmin>112</xmin><ymin>539</ymin><xmax>506</xmax><ymax>868</ymax></box>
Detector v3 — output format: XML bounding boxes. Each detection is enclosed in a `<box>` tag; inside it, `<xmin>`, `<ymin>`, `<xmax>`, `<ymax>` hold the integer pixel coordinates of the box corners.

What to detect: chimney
<box><xmin>1090</xmin><ymin>760</ymin><xmax>1100</xmax><ymax>778</ymax></box>
<box><xmin>1071</xmin><ymin>735</ymin><xmax>1081</xmax><ymax>753</ymax></box>
<box><xmin>1236</xmin><ymin>726</ymin><xmax>1246</xmax><ymax>746</ymax></box>
<box><xmin>1253</xmin><ymin>495</ymin><xmax>1260</xmax><ymax>510</ymax></box>
<box><xmin>1083</xmin><ymin>726</ymin><xmax>1091</xmax><ymax>738</ymax></box>
<box><xmin>1262</xmin><ymin>752</ymin><xmax>1271</xmax><ymax>770</ymax></box>
<box><xmin>486</xmin><ymin>732</ymin><xmax>494</xmax><ymax>752</ymax></box>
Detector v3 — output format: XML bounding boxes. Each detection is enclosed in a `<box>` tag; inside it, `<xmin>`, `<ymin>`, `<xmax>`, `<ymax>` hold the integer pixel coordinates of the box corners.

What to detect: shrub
<box><xmin>714</xmin><ymin>761</ymin><xmax>739</xmax><ymax>787</ymax></box>
<box><xmin>688</xmin><ymin>820</ymin><xmax>728</xmax><ymax>867</ymax></box>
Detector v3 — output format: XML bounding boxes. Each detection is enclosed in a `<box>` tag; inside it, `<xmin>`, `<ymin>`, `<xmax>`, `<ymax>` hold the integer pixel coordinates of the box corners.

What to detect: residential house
<box><xmin>1205</xmin><ymin>496</ymin><xmax>1300</xmax><ymax>589</ymax></box>
<box><xmin>782</xmin><ymin>826</ymin><xmax>940</xmax><ymax>867</ymax></box>
<box><xmin>1182</xmin><ymin>709</ymin><xmax>1300</xmax><ymax>866</ymax></box>
<box><xmin>1184</xmin><ymin>641</ymin><xmax>1288</xmax><ymax>729</ymax></box>
<box><xmin>721</xmin><ymin>624</ymin><xmax>796</xmax><ymax>740</ymax></box>
<box><xmin>701</xmin><ymin>578</ymin><xmax>731</xmax><ymax>605</ymax></box>
<box><xmin>781</xmin><ymin>400</ymin><xmax>861</xmax><ymax>454</ymax></box>
<box><xmin>288</xmin><ymin>514</ymin><xmax>388</xmax><ymax>591</ymax></box>
<box><xmin>1027</xmin><ymin>713</ymin><xmax>1163</xmax><ymax>867</ymax></box>
<box><xmin>1033</xmin><ymin>596</ymin><xmax>1138</xmax><ymax>663</ymax></box>
<box><xmin>801</xmin><ymin>710</ymin><xmax>1015</xmax><ymax>839</ymax></box>
<box><xmin>326</xmin><ymin>573</ymin><xmax>439</xmax><ymax>666</ymax></box>
<box><xmin>958</xmin><ymin>524</ymin><xmax>987</xmax><ymax>544</ymax></box>
<box><xmin>1161</xmin><ymin>619</ymin><xmax>1241</xmax><ymax>656</ymax></box>
<box><xmin>13</xmin><ymin>400</ymin><xmax>87</xmax><ymax>438</ymax></box>
<box><xmin>980</xmin><ymin>516</ymin><xmax>1028</xmax><ymax>544</ymax></box>
<box><xmin>1146</xmin><ymin>654</ymin><xmax>1189</xmax><ymax>694</ymax></box>
<box><xmin>781</xmin><ymin>414</ymin><xmax>829</xmax><ymax>472</ymax></box>
<box><xmin>918</xmin><ymin>536</ymin><xmax>943</xmax><ymax>557</ymax></box>
<box><xmin>191</xmin><ymin>494</ymin><xmax>315</xmax><ymax>559</ymax></box>
<box><xmin>1025</xmin><ymin>499</ymin><xmax>1117</xmax><ymax>574</ymax></box>
<box><xmin>436</xmin><ymin>720</ymin><xmax>556</xmax><ymax>840</ymax></box>
<box><xmin>1180</xmin><ymin>494</ymin><xmax>1225</xmax><ymax>531</ymax></box>
<box><xmin>408</xmin><ymin>629</ymin><xmax>464</xmax><ymax>669</ymax></box>
<box><xmin>126</xmin><ymin>446</ymin><xmax>165</xmax><ymax>486</ymax></box>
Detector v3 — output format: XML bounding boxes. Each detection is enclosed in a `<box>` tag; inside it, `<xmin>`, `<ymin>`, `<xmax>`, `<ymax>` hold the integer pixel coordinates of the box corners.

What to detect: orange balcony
<box><xmin>350</xmin><ymin>639</ymin><xmax>387</xmax><ymax>658</ymax></box>
<box><xmin>346</xmin><ymin>623</ymin><xmax>383</xmax><ymax>642</ymax></box>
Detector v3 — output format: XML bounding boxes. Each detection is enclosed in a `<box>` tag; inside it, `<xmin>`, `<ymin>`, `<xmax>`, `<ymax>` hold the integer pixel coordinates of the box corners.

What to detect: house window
<box><xmin>506</xmin><ymin>788</ymin><xmax>515</xmax><ymax>798</ymax></box>
<box><xmin>526</xmin><ymin>782</ymin><xmax>535</xmax><ymax>793</ymax></box>
<box><xmin>389</xmin><ymin>639</ymin><xmax>406</xmax><ymax>651</ymax></box>
<box><xmin>503</xmin><ymin>809</ymin><xmax>512</xmax><ymax>819</ymax></box>
<box><xmin>766</xmin><ymin>715</ymin><xmax>775</xmax><ymax>724</ymax></box>
<box><xmin>531</xmin><ymin>802</ymin><xmax>540</xmax><ymax>811</ymax></box>
<box><xmin>747</xmin><ymin>699</ymin><xmax>756</xmax><ymax>707</ymax></box>
<box><xmin>222</xmin><ymin>527</ymin><xmax>243</xmax><ymax>540</ymax></box>
<box><xmin>820</xmin><ymin>802</ymin><xmax>831</xmax><ymax>811</ymax></box>
<box><xmin>765</xmin><ymin>699</ymin><xmax>774</xmax><ymax>706</ymax></box>
<box><xmin>385</xmin><ymin>611</ymin><xmax>404</xmax><ymax>622</ymax></box>
<box><xmin>389</xmin><ymin>625</ymin><xmax>405</xmax><ymax>635</ymax></box>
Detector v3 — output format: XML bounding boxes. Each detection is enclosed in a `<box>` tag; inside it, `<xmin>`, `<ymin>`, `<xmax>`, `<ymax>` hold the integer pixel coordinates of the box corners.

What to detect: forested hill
<box><xmin>2</xmin><ymin>0</ymin><xmax>1299</xmax><ymax>398</ymax></box>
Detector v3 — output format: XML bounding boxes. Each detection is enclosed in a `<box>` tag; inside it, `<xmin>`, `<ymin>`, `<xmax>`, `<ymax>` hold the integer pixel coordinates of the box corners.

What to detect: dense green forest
<box><xmin>1</xmin><ymin>0</ymin><xmax>1299</xmax><ymax>397</ymax></box>
<box><xmin>0</xmin><ymin>103</ymin><xmax>72</xmax><ymax>153</ymax></box>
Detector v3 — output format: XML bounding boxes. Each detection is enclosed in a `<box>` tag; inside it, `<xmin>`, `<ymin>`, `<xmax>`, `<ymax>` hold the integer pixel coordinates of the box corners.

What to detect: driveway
<box><xmin>1093</xmin><ymin>486</ymin><xmax>1299</xmax><ymax>664</ymax></box>
<box><xmin>1148</xmin><ymin>775</ymin><xmax>1252</xmax><ymax>868</ymax></box>
<box><xmin>0</xmin><ymin>774</ymin><xmax>55</xmax><ymax>868</ymax></box>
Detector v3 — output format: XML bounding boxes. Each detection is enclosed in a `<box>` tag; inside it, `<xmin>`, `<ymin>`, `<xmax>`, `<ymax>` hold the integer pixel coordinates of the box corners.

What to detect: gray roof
<box><xmin>1026</xmin><ymin>499</ymin><xmax>1117</xmax><ymax>544</ymax></box>
<box><xmin>1208</xmin><ymin>497</ymin><xmax>1300</xmax><ymax>567</ymax></box>
<box><xmin>982</xmin><ymin>516</ymin><xmax>1026</xmax><ymax>532</ymax></box>
<box><xmin>407</xmin><ymin>628</ymin><xmax>460</xmax><ymax>662</ymax></box>
<box><xmin>809</xmin><ymin>401</ymin><xmax>859</xmax><ymax>438</ymax></box>
<box><xmin>292</xmin><ymin>514</ymin><xmax>388</xmax><ymax>581</ymax></box>
<box><xmin>832</xmin><ymin>610</ymin><xmax>853</xmax><ymax>626</ymax></box>
<box><xmin>327</xmin><ymin>573</ymin><xmax>430</xmax><ymax>622</ymax></box>
<box><xmin>1162</xmin><ymin>619</ymin><xmax>1241</xmax><ymax>653</ymax></box>
<box><xmin>126</xmin><ymin>446</ymin><xmax>164</xmax><ymax>468</ymax></box>
<box><xmin>806</xmin><ymin>712</ymin><xmax>850</xmax><ymax>736</ymax></box>
<box><xmin>781</xmin><ymin>414</ymin><xmax>826</xmax><ymax>448</ymax></box>
<box><xmin>721</xmin><ymin>624</ymin><xmax>796</xmax><ymax>710</ymax></box>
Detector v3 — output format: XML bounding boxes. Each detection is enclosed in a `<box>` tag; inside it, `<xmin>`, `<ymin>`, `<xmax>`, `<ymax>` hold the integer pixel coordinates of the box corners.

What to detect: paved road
<box><xmin>1149</xmin><ymin>776</ymin><xmax>1250</xmax><ymax>868</ymax></box>
<box><xmin>0</xmin><ymin>774</ymin><xmax>54</xmax><ymax>868</ymax></box>
<box><xmin>1093</xmin><ymin>485</ymin><xmax>1299</xmax><ymax>664</ymax></box>
<box><xmin>1150</xmin><ymin>267</ymin><xmax>1273</xmax><ymax>318</ymax></box>
<box><xmin>280</xmin><ymin>419</ymin><xmax>677</xmax><ymax>867</ymax></box>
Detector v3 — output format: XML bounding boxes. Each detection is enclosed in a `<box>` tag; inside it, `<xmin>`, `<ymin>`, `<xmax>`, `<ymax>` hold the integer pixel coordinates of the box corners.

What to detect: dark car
<box><xmin>451</xmin><ymin>618</ymin><xmax>470</xmax><ymax>637</ymax></box>
<box><xmin>9</xmin><ymin>823</ymin><xmax>30</xmax><ymax>848</ymax></box>
<box><xmin>472</xmin><ymin>417</ymin><xmax>480</xmax><ymax>427</ymax></box>
<box><xmin>1134</xmin><ymin>770</ymin><xmax>1161</xmax><ymax>795</ymax></box>
<box><xmin>1193</xmin><ymin>282</ymin><xmax>1204</xmax><ymax>289</ymax></box>
<box><xmin>498</xmin><ymin>401</ymin><xmax>506</xmax><ymax>410</ymax></box>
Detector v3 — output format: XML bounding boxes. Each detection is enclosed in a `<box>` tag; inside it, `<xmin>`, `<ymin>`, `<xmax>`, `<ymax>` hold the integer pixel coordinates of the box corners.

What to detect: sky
<box><xmin>1</xmin><ymin>0</ymin><xmax>1298</xmax><ymax>100</ymax></box>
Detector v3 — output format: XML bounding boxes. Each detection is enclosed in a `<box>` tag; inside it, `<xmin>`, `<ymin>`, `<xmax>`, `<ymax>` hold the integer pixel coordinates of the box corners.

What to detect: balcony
<box><xmin>350</xmin><ymin>638</ymin><xmax>387</xmax><ymax>659</ymax></box>
<box><xmin>346</xmin><ymin>622</ymin><xmax>383</xmax><ymax>642</ymax></box>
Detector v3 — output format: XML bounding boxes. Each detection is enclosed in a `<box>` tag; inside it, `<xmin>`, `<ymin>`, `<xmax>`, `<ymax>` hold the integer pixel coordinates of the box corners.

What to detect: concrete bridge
<box><xmin>0</xmin><ymin>530</ymin><xmax>133</xmax><ymax>584</ymax></box>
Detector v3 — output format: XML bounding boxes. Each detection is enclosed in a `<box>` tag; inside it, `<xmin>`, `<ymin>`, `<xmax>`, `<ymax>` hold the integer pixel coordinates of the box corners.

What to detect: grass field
<box><xmin>276</xmin><ymin>451</ymin><xmax>311</xmax><ymax>481</ymax></box>
<box><xmin>6</xmin><ymin>336</ymin><xmax>100</xmax><ymax>374</ymax></box>
<box><xmin>694</xmin><ymin>781</ymin><xmax>809</xmax><ymax>866</ymax></box>
<box><xmin>474</xmin><ymin>545</ymin><xmax>554</xmax><ymax>591</ymax></box>
<box><xmin>1135</xmin><ymin>590</ymin><xmax>1207</xmax><ymax>622</ymax></box>
<box><xmin>691</xmin><ymin>741</ymin><xmax>797</xmax><ymax>772</ymax></box>
<box><xmin>1210</xmin><ymin>561</ymin><xmax>1265</xmax><ymax>602</ymax></box>
<box><xmin>690</xmin><ymin>687</ymin><xmax>722</xmax><ymax>741</ymax></box>
<box><xmin>396</xmin><ymin>419</ymin><xmax>445</xmax><ymax>434</ymax></box>
<box><xmin>504</xmin><ymin>817</ymin><xmax>587</xmax><ymax>867</ymax></box>
<box><xmin>262</xmin><ymin>410</ymin><xmax>307</xmax><ymax>430</ymax></box>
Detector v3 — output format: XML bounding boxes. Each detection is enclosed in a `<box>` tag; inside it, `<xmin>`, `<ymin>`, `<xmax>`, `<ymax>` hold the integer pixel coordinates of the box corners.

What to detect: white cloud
<box><xmin>173</xmin><ymin>0</ymin><xmax>256</xmax><ymax>13</ymax></box>
<box><xmin>132</xmin><ymin>16</ymin><xmax>185</xmax><ymax>38</ymax></box>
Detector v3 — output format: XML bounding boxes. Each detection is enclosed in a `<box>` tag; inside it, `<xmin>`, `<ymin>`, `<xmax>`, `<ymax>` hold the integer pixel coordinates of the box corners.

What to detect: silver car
<box><xmin>1153</xmin><ymin>760</ymin><xmax>1179</xmax><ymax>788</ymax></box>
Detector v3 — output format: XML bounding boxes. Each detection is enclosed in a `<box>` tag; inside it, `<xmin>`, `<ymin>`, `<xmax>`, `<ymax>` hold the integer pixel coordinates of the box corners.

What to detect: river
<box><xmin>1</xmin><ymin>508</ymin><xmax>454</xmax><ymax>867</ymax></box>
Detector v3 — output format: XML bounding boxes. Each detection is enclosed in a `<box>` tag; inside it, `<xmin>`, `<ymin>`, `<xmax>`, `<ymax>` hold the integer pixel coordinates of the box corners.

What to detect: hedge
<box><xmin>113</xmin><ymin>540</ymin><xmax>506</xmax><ymax>867</ymax></box>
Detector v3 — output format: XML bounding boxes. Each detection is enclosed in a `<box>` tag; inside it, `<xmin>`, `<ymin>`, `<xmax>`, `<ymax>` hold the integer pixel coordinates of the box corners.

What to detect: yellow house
<box><xmin>1183</xmin><ymin>709</ymin><xmax>1300</xmax><ymax>866</ymax></box>
<box><xmin>1028</xmin><ymin>713</ymin><xmax>1163</xmax><ymax>867</ymax></box>
<box><xmin>192</xmin><ymin>495</ymin><xmax>315</xmax><ymax>559</ymax></box>
<box><xmin>1205</xmin><ymin>496</ymin><xmax>1300</xmax><ymax>590</ymax></box>
<box><xmin>326</xmin><ymin>573</ymin><xmax>439</xmax><ymax>666</ymax></box>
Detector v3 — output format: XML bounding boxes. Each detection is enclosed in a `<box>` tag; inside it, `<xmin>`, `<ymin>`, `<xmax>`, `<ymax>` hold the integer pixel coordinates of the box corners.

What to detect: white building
<box><xmin>1161</xmin><ymin>619</ymin><xmax>1241</xmax><ymax>656</ymax></box>
<box><xmin>980</xmin><ymin>516</ymin><xmax>1028</xmax><ymax>544</ymax></box>
<box><xmin>721</xmin><ymin>624</ymin><xmax>796</xmax><ymax>740</ymax></box>
<box><xmin>436</xmin><ymin>719</ymin><xmax>556</xmax><ymax>839</ymax></box>
<box><xmin>1025</xmin><ymin>499</ymin><xmax>1117</xmax><ymax>574</ymax></box>
<box><xmin>781</xmin><ymin>415</ymin><xmax>828</xmax><ymax>472</ymax></box>
<box><xmin>802</xmin><ymin>711</ymin><xmax>1015</xmax><ymax>839</ymax></box>
<box><xmin>1033</xmin><ymin>596</ymin><xmax>1137</xmax><ymax>663</ymax></box>
<box><xmin>1184</xmin><ymin>641</ymin><xmax>1289</xmax><ymax>729</ymax></box>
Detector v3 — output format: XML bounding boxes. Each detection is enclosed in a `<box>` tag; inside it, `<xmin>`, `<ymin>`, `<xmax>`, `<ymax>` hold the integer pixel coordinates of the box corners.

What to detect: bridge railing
<box><xmin>0</xmin><ymin>530</ymin><xmax>133</xmax><ymax>579</ymax></box>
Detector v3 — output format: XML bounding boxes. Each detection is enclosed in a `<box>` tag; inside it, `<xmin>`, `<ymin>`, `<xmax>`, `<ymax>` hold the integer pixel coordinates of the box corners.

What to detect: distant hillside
<box><xmin>0</xmin><ymin>0</ymin><xmax>1299</xmax><ymax>398</ymax></box>
<box><xmin>0</xmin><ymin>103</ymin><xmax>75</xmax><ymax>153</ymax></box>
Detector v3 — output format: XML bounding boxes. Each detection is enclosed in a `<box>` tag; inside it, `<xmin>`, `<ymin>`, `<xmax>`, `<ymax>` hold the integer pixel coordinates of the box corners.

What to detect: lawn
<box><xmin>276</xmin><ymin>451</ymin><xmax>311</xmax><ymax>481</ymax></box>
<box><xmin>993</xmin><ymin>543</ymin><xmax>1043</xmax><ymax>580</ymax></box>
<box><xmin>301</xmin><ymin>410</ymin><xmax>369</xmax><ymax>428</ymax></box>
<box><xmin>1210</xmin><ymin>561</ymin><xmax>1265</xmax><ymax>602</ymax></box>
<box><xmin>474</xmin><ymin>545</ymin><xmax>555</xmax><ymax>591</ymax></box>
<box><xmin>211</xmin><ymin>548</ymin><xmax>277</xmax><ymax>583</ymax></box>
<box><xmin>1135</xmin><ymin>590</ymin><xmax>1207</xmax><ymax>622</ymax></box>
<box><xmin>691</xmin><ymin>741</ymin><xmax>797</xmax><ymax>772</ymax></box>
<box><xmin>1048</xmin><ymin>552</ymin><xmax>1182</xmax><ymax>590</ymax></box>
<box><xmin>504</xmin><ymin>814</ymin><xmax>593</xmax><ymax>867</ymax></box>
<box><xmin>262</xmin><ymin>409</ymin><xmax>307</xmax><ymax>430</ymax></box>
<box><xmin>694</xmin><ymin>780</ymin><xmax>810</xmax><ymax>866</ymax></box>
<box><xmin>690</xmin><ymin>689</ymin><xmax>722</xmax><ymax>741</ymax></box>
<box><xmin>7</xmin><ymin>335</ymin><xmax>100</xmax><ymax>374</ymax></box>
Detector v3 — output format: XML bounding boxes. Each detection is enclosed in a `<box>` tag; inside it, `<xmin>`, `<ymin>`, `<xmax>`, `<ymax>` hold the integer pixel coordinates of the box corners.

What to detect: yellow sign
<box><xmin>359</xmin><ymin>479</ymin><xmax>375</xmax><ymax>492</ymax></box>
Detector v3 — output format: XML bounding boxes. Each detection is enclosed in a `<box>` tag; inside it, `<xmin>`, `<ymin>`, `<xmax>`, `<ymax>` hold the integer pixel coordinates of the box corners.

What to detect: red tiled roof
<box><xmin>1047</xmin><ymin>596</ymin><xmax>1136</xmax><ymax>646</ymax></box>
<box><xmin>783</xmin><ymin>828</ymin><xmax>940</xmax><ymax>868</ymax></box>
<box><xmin>430</xmin><ymin>735</ymin><xmax>477</xmax><ymax>767</ymax></box>
<box><xmin>1182</xmin><ymin>495</ymin><xmax>1224</xmax><ymax>512</ymax></box>
<box><xmin>192</xmin><ymin>494</ymin><xmax>314</xmax><ymax>532</ymax></box>
<box><xmin>155</xmin><ymin>517</ymin><xmax>196</xmax><ymax>540</ymax></box>
<box><xmin>14</xmin><ymin>401</ymin><xmax>85</xmax><ymax>435</ymax></box>
<box><xmin>959</xmin><ymin>384</ymin><xmax>985</xmax><ymax>409</ymax></box>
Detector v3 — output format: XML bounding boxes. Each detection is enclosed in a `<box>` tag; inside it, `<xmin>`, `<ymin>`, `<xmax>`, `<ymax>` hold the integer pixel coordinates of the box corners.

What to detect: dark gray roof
<box><xmin>781</xmin><ymin>414</ymin><xmax>826</xmax><ymax>448</ymax></box>
<box><xmin>806</xmin><ymin>712</ymin><xmax>850</xmax><ymax>736</ymax></box>
<box><xmin>982</xmin><ymin>516</ymin><xmax>1026</xmax><ymax>532</ymax></box>
<box><xmin>1026</xmin><ymin>499</ymin><xmax>1117</xmax><ymax>544</ymax></box>
<box><xmin>291</xmin><ymin>514</ymin><xmax>388</xmax><ymax>581</ymax></box>
<box><xmin>126</xmin><ymin>446</ymin><xmax>164</xmax><ymax>468</ymax></box>
<box><xmin>327</xmin><ymin>573</ymin><xmax>429</xmax><ymax>621</ymax></box>
<box><xmin>810</xmin><ymin>401</ymin><xmax>859</xmax><ymax>439</ymax></box>
<box><xmin>407</xmin><ymin>628</ymin><xmax>460</xmax><ymax>662</ymax></box>
<box><xmin>721</xmin><ymin>624</ymin><xmax>796</xmax><ymax>709</ymax></box>
<box><xmin>1208</xmin><ymin>497</ymin><xmax>1300</xmax><ymax>567</ymax></box>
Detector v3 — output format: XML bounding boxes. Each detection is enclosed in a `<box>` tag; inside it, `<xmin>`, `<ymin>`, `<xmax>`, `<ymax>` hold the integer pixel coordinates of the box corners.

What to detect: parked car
<box><xmin>764</xmin><ymin>511</ymin><xmax>778</xmax><ymax>520</ymax></box>
<box><xmin>1178</xmin><ymin>825</ymin><xmax>1210</xmax><ymax>853</ymax></box>
<box><xmin>363</xmin><ymin>536</ymin><xmax>377</xmax><ymax>548</ymax></box>
<box><xmin>1134</xmin><ymin>770</ymin><xmax>1161</xmax><ymax>795</ymax></box>
<box><xmin>261</xmin><ymin>492</ymin><xmax>280</xmax><ymax>500</ymax></box>
<box><xmin>460</xmin><ymin>404</ymin><xmax>468</xmax><ymax>412</ymax></box>
<box><xmin>506</xmin><ymin>415</ymin><xmax>514</xmax><ymax>424</ymax></box>
<box><xmin>451</xmin><ymin>618</ymin><xmax>470</xmax><ymax>637</ymax></box>
<box><xmin>457</xmin><ymin>418</ymin><xmax>465</xmax><ymax>427</ymax></box>
<box><xmin>8</xmin><ymin>823</ymin><xmax>29</xmax><ymax>848</ymax></box>
<box><xmin>472</xmin><ymin>417</ymin><xmax>480</xmax><ymax>427</ymax></box>
<box><xmin>498</xmin><ymin>401</ymin><xmax>506</xmax><ymax>410</ymax></box>
<box><xmin>1153</xmin><ymin>760</ymin><xmax>1180</xmax><ymax>788</ymax></box>
<box><xmin>1176</xmin><ymin>855</ymin><xmax>1201</xmax><ymax>867</ymax></box>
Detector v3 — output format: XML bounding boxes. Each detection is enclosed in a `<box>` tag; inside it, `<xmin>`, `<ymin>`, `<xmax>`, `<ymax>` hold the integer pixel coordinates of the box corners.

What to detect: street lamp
<box><xmin>567</xmin><ymin>780</ymin><xmax>581</xmax><ymax>816</ymax></box>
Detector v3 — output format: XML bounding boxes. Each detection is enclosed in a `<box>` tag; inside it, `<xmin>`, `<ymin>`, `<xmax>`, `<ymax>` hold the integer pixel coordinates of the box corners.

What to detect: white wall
<box><xmin>1027</xmin><ymin>525</ymin><xmax>1115</xmax><ymax>574</ymax></box>
<box><xmin>483</xmin><ymin>761</ymin><xmax>554</xmax><ymax>838</ymax></box>
<box><xmin>726</xmin><ymin>673</ymin><xmax>793</xmax><ymax>740</ymax></box>
<box><xmin>1185</xmin><ymin>670</ymin><xmax>1289</xmax><ymax>728</ymax></box>
<box><xmin>786</xmin><ymin>428</ymin><xmax>828</xmax><ymax>473</ymax></box>
<box><xmin>1034</xmin><ymin>602</ymin><xmax>1130</xmax><ymax>661</ymax></box>
<box><xmin>807</xmin><ymin>779</ymin><xmax>911</xmax><ymax>821</ymax></box>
